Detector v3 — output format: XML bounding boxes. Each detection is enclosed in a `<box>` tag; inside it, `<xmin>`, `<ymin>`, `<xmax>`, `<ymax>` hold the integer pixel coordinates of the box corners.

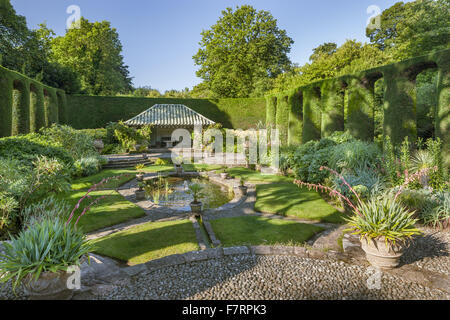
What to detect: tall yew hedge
<box><xmin>267</xmin><ymin>48</ymin><xmax>449</xmax><ymax>171</ymax></box>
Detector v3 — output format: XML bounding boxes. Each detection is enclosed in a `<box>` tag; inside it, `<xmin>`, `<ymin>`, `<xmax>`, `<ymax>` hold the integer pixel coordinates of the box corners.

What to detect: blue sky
<box><xmin>11</xmin><ymin>0</ymin><xmax>411</xmax><ymax>92</ymax></box>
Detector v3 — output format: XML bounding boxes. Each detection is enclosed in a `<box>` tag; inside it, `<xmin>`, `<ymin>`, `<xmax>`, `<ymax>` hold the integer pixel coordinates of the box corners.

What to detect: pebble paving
<box><xmin>90</xmin><ymin>255</ymin><xmax>448</xmax><ymax>300</ymax></box>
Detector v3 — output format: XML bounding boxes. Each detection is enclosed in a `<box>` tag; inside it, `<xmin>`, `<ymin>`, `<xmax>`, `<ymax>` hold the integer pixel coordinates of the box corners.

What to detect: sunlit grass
<box><xmin>211</xmin><ymin>216</ymin><xmax>324</xmax><ymax>247</ymax></box>
<box><xmin>90</xmin><ymin>220</ymin><xmax>199</xmax><ymax>265</ymax></box>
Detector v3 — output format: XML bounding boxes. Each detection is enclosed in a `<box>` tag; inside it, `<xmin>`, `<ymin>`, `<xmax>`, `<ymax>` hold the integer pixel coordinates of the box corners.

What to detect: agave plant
<box><xmin>0</xmin><ymin>218</ymin><xmax>94</xmax><ymax>291</ymax></box>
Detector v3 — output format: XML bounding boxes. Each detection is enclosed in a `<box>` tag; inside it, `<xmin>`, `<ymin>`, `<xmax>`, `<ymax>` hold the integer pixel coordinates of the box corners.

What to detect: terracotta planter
<box><xmin>190</xmin><ymin>202</ymin><xmax>203</xmax><ymax>217</ymax></box>
<box><xmin>23</xmin><ymin>270</ymin><xmax>74</xmax><ymax>300</ymax></box>
<box><xmin>135</xmin><ymin>190</ymin><xmax>146</xmax><ymax>201</ymax></box>
<box><xmin>360</xmin><ymin>237</ymin><xmax>405</xmax><ymax>269</ymax></box>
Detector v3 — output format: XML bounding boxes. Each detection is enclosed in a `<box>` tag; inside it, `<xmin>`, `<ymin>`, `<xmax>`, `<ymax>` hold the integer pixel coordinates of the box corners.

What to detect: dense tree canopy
<box><xmin>366</xmin><ymin>0</ymin><xmax>450</xmax><ymax>60</ymax></box>
<box><xmin>270</xmin><ymin>0</ymin><xmax>449</xmax><ymax>94</ymax></box>
<box><xmin>193</xmin><ymin>5</ymin><xmax>293</xmax><ymax>98</ymax></box>
<box><xmin>51</xmin><ymin>18</ymin><xmax>132</xmax><ymax>96</ymax></box>
<box><xmin>0</xmin><ymin>1</ymin><xmax>80</xmax><ymax>92</ymax></box>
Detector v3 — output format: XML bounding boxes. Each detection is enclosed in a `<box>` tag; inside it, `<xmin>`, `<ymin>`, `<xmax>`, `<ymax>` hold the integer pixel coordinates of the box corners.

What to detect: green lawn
<box><xmin>182</xmin><ymin>163</ymin><xmax>224</xmax><ymax>172</ymax></box>
<box><xmin>210</xmin><ymin>216</ymin><xmax>324</xmax><ymax>247</ymax></box>
<box><xmin>71</xmin><ymin>165</ymin><xmax>175</xmax><ymax>190</ymax></box>
<box><xmin>62</xmin><ymin>190</ymin><xmax>146</xmax><ymax>233</ymax></box>
<box><xmin>225</xmin><ymin>167</ymin><xmax>293</xmax><ymax>183</ymax></box>
<box><xmin>255</xmin><ymin>183</ymin><xmax>345</xmax><ymax>223</ymax></box>
<box><xmin>90</xmin><ymin>220</ymin><xmax>199</xmax><ymax>265</ymax></box>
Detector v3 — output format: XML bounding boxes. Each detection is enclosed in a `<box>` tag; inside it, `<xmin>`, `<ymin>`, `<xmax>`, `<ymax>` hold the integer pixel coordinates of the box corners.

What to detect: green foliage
<box><xmin>187</xmin><ymin>183</ymin><xmax>205</xmax><ymax>203</ymax></box>
<box><xmin>265</xmin><ymin>96</ymin><xmax>277</xmax><ymax>128</ymax></box>
<box><xmin>420</xmin><ymin>191</ymin><xmax>450</xmax><ymax>229</ymax></box>
<box><xmin>39</xmin><ymin>124</ymin><xmax>97</xmax><ymax>160</ymax></box>
<box><xmin>66</xmin><ymin>95</ymin><xmax>266</xmax><ymax>130</ymax></box>
<box><xmin>193</xmin><ymin>5</ymin><xmax>293</xmax><ymax>98</ymax></box>
<box><xmin>276</xmin><ymin>95</ymin><xmax>289</xmax><ymax>145</ymax></box>
<box><xmin>293</xmin><ymin>139</ymin><xmax>336</xmax><ymax>184</ymax></box>
<box><xmin>51</xmin><ymin>17</ymin><xmax>132</xmax><ymax>95</ymax></box>
<box><xmin>332</xmin><ymin>167</ymin><xmax>385</xmax><ymax>201</ymax></box>
<box><xmin>0</xmin><ymin>2</ymin><xmax>80</xmax><ymax>92</ymax></box>
<box><xmin>366</xmin><ymin>0</ymin><xmax>449</xmax><ymax>60</ymax></box>
<box><xmin>154</xmin><ymin>158</ymin><xmax>171</xmax><ymax>166</ymax></box>
<box><xmin>329</xmin><ymin>140</ymin><xmax>381</xmax><ymax>173</ymax></box>
<box><xmin>73</xmin><ymin>157</ymin><xmax>103</xmax><ymax>178</ymax></box>
<box><xmin>106</xmin><ymin>121</ymin><xmax>151</xmax><ymax>152</ymax></box>
<box><xmin>0</xmin><ymin>218</ymin><xmax>93</xmax><ymax>291</ymax></box>
<box><xmin>20</xmin><ymin>196</ymin><xmax>69</xmax><ymax>228</ymax></box>
<box><xmin>302</xmin><ymin>86</ymin><xmax>322</xmax><ymax>143</ymax></box>
<box><xmin>346</xmin><ymin>196</ymin><xmax>421</xmax><ymax>243</ymax></box>
<box><xmin>0</xmin><ymin>134</ymin><xmax>74</xmax><ymax>166</ymax></box>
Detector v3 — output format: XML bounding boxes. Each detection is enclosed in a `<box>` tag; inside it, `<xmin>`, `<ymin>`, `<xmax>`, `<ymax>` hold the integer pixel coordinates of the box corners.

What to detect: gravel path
<box><xmin>87</xmin><ymin>255</ymin><xmax>448</xmax><ymax>300</ymax></box>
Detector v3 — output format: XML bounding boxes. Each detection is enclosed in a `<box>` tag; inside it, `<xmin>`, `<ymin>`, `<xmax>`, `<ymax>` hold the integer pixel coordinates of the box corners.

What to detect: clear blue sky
<box><xmin>11</xmin><ymin>0</ymin><xmax>410</xmax><ymax>92</ymax></box>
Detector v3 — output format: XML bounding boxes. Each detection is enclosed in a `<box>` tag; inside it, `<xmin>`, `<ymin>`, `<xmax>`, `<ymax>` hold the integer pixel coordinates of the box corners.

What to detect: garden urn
<box><xmin>23</xmin><ymin>270</ymin><xmax>74</xmax><ymax>300</ymax></box>
<box><xmin>238</xmin><ymin>185</ymin><xmax>248</xmax><ymax>196</ymax></box>
<box><xmin>190</xmin><ymin>202</ymin><xmax>203</xmax><ymax>217</ymax></box>
<box><xmin>136</xmin><ymin>173</ymin><xmax>144</xmax><ymax>182</ymax></box>
<box><xmin>135</xmin><ymin>189</ymin><xmax>146</xmax><ymax>201</ymax></box>
<box><xmin>360</xmin><ymin>237</ymin><xmax>405</xmax><ymax>269</ymax></box>
<box><xmin>93</xmin><ymin>139</ymin><xmax>104</xmax><ymax>154</ymax></box>
<box><xmin>175</xmin><ymin>164</ymin><xmax>183</xmax><ymax>175</ymax></box>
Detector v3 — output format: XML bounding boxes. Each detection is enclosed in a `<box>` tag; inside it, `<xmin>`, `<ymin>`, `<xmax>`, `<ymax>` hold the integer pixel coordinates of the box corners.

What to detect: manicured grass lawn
<box><xmin>183</xmin><ymin>163</ymin><xmax>224</xmax><ymax>172</ymax></box>
<box><xmin>90</xmin><ymin>220</ymin><xmax>199</xmax><ymax>265</ymax></box>
<box><xmin>62</xmin><ymin>190</ymin><xmax>146</xmax><ymax>233</ymax></box>
<box><xmin>210</xmin><ymin>216</ymin><xmax>324</xmax><ymax>247</ymax></box>
<box><xmin>255</xmin><ymin>183</ymin><xmax>345</xmax><ymax>223</ymax></box>
<box><xmin>225</xmin><ymin>167</ymin><xmax>293</xmax><ymax>183</ymax></box>
<box><xmin>71</xmin><ymin>165</ymin><xmax>175</xmax><ymax>190</ymax></box>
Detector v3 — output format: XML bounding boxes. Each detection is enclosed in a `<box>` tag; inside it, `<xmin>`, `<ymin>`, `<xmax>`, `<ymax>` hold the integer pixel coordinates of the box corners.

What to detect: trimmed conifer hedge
<box><xmin>275</xmin><ymin>94</ymin><xmax>289</xmax><ymax>144</ymax></box>
<box><xmin>265</xmin><ymin>95</ymin><xmax>277</xmax><ymax>128</ymax></box>
<box><xmin>302</xmin><ymin>85</ymin><xmax>322</xmax><ymax>143</ymax></box>
<box><xmin>0</xmin><ymin>66</ymin><xmax>66</xmax><ymax>137</ymax></box>
<box><xmin>267</xmin><ymin>48</ymin><xmax>449</xmax><ymax>171</ymax></box>
<box><xmin>320</xmin><ymin>79</ymin><xmax>345</xmax><ymax>138</ymax></box>
<box><xmin>287</xmin><ymin>89</ymin><xmax>303</xmax><ymax>145</ymax></box>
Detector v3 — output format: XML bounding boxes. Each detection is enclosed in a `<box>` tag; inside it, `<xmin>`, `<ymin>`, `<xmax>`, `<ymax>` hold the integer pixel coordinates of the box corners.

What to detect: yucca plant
<box><xmin>346</xmin><ymin>196</ymin><xmax>421</xmax><ymax>244</ymax></box>
<box><xmin>187</xmin><ymin>183</ymin><xmax>205</xmax><ymax>204</ymax></box>
<box><xmin>295</xmin><ymin>166</ymin><xmax>424</xmax><ymax>245</ymax></box>
<box><xmin>0</xmin><ymin>218</ymin><xmax>94</xmax><ymax>291</ymax></box>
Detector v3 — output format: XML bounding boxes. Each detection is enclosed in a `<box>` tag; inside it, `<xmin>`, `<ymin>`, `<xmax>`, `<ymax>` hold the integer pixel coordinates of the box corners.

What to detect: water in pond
<box><xmin>144</xmin><ymin>177</ymin><xmax>234</xmax><ymax>211</ymax></box>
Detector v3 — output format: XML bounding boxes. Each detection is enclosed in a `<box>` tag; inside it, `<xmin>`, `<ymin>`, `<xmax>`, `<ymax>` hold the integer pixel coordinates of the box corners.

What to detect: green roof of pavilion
<box><xmin>125</xmin><ymin>104</ymin><xmax>216</xmax><ymax>127</ymax></box>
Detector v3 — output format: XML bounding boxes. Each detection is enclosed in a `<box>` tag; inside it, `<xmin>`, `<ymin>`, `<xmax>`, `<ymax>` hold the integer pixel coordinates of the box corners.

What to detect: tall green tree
<box><xmin>271</xmin><ymin>40</ymin><xmax>390</xmax><ymax>93</ymax></box>
<box><xmin>193</xmin><ymin>5</ymin><xmax>293</xmax><ymax>98</ymax></box>
<box><xmin>0</xmin><ymin>1</ymin><xmax>80</xmax><ymax>92</ymax></box>
<box><xmin>51</xmin><ymin>17</ymin><xmax>132</xmax><ymax>95</ymax></box>
<box><xmin>367</xmin><ymin>0</ymin><xmax>450</xmax><ymax>60</ymax></box>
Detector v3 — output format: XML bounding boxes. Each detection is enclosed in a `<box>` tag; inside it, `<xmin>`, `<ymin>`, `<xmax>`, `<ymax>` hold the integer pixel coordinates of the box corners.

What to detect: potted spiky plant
<box><xmin>187</xmin><ymin>183</ymin><xmax>204</xmax><ymax>217</ymax></box>
<box><xmin>0</xmin><ymin>218</ymin><xmax>93</xmax><ymax>300</ymax></box>
<box><xmin>217</xmin><ymin>169</ymin><xmax>229</xmax><ymax>180</ymax></box>
<box><xmin>135</xmin><ymin>182</ymin><xmax>146</xmax><ymax>201</ymax></box>
<box><xmin>295</xmin><ymin>166</ymin><xmax>424</xmax><ymax>269</ymax></box>
<box><xmin>135</xmin><ymin>164</ymin><xmax>145</xmax><ymax>182</ymax></box>
<box><xmin>238</xmin><ymin>178</ymin><xmax>248</xmax><ymax>195</ymax></box>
